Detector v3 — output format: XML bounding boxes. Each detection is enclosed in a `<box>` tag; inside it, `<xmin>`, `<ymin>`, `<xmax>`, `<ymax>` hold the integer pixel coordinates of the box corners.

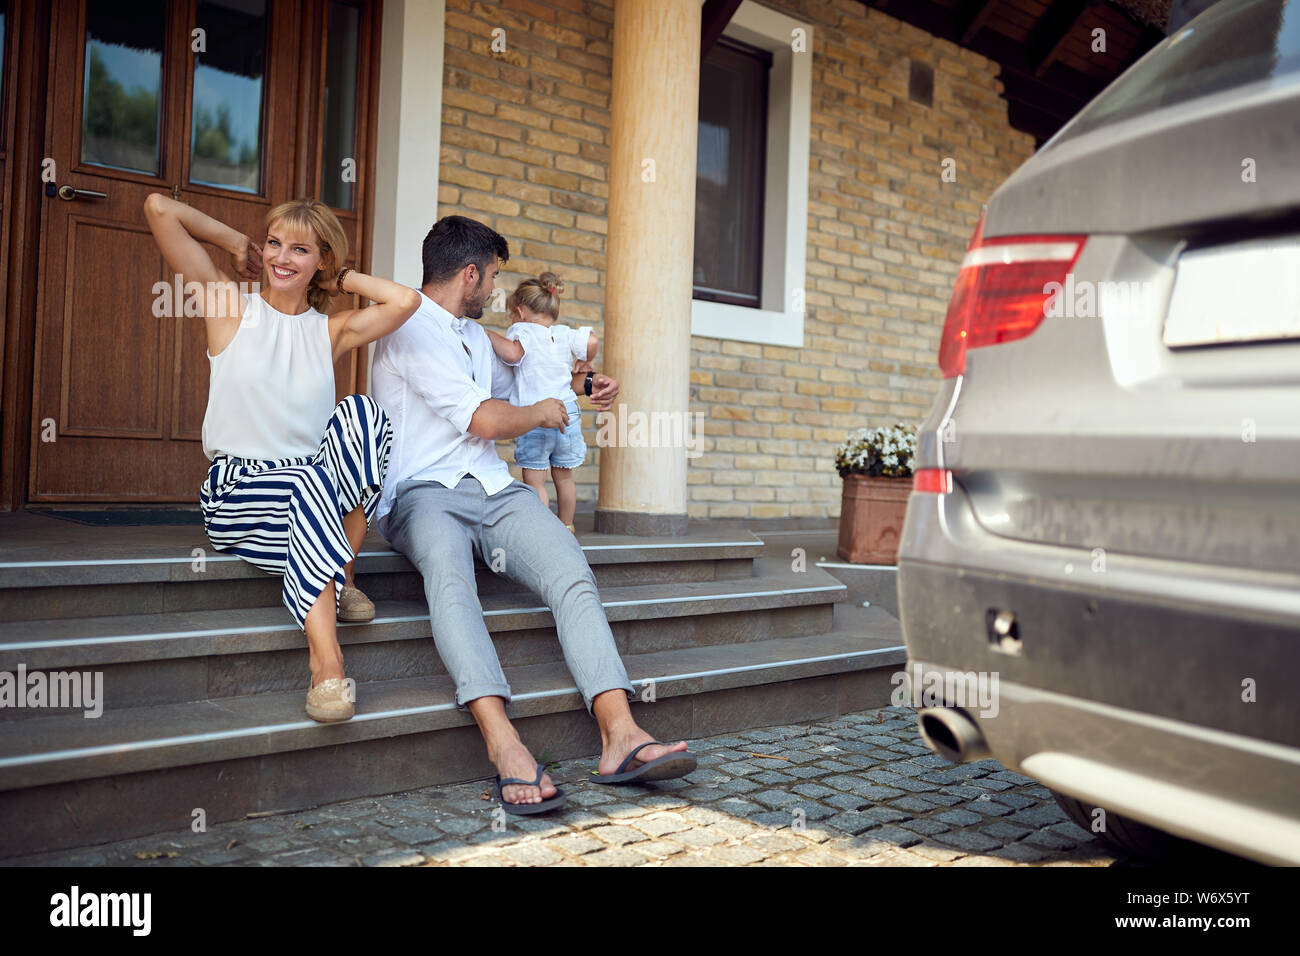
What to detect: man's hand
<box><xmin>533</xmin><ymin>398</ymin><xmax>569</xmax><ymax>432</ymax></box>
<box><xmin>588</xmin><ymin>373</ymin><xmax>619</xmax><ymax>411</ymax></box>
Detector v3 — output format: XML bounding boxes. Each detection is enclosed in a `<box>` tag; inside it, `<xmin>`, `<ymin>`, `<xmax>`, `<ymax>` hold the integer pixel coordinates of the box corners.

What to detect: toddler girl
<box><xmin>503</xmin><ymin>272</ymin><xmax>597</xmax><ymax>532</ymax></box>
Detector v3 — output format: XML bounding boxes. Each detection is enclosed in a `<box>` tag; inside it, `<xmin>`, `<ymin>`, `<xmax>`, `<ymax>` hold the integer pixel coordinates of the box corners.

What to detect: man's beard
<box><xmin>463</xmin><ymin>273</ymin><xmax>488</xmax><ymax>319</ymax></box>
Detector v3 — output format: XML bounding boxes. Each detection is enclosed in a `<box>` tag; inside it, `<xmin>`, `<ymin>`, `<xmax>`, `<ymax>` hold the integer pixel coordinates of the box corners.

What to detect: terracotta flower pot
<box><xmin>836</xmin><ymin>474</ymin><xmax>911</xmax><ymax>564</ymax></box>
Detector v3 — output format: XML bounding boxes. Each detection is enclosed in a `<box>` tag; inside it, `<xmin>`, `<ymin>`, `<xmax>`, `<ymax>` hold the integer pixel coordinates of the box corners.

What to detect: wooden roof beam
<box><xmin>1031</xmin><ymin>0</ymin><xmax>1103</xmax><ymax>77</ymax></box>
<box><xmin>957</xmin><ymin>0</ymin><xmax>1002</xmax><ymax>44</ymax></box>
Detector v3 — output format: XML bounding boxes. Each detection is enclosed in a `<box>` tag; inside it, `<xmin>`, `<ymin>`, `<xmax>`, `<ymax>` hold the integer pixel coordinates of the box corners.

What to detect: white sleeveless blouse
<box><xmin>201</xmin><ymin>293</ymin><xmax>336</xmax><ymax>461</ymax></box>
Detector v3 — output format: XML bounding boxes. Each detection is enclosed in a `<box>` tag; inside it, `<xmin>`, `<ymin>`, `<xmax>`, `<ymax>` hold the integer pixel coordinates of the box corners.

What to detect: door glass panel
<box><xmin>81</xmin><ymin>0</ymin><xmax>166</xmax><ymax>175</ymax></box>
<box><xmin>321</xmin><ymin>1</ymin><xmax>360</xmax><ymax>210</ymax></box>
<box><xmin>1</xmin><ymin>5</ymin><xmax>7</xmax><ymax>110</ymax></box>
<box><xmin>190</xmin><ymin>0</ymin><xmax>267</xmax><ymax>193</ymax></box>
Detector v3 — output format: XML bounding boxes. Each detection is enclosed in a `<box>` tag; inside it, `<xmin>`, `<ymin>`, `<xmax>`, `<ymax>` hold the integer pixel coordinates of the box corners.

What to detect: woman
<box><xmin>144</xmin><ymin>194</ymin><xmax>421</xmax><ymax>722</ymax></box>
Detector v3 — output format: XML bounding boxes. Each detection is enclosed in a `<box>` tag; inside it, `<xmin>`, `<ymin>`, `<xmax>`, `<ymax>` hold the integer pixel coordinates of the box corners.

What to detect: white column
<box><xmin>596</xmin><ymin>0</ymin><xmax>701</xmax><ymax>535</ymax></box>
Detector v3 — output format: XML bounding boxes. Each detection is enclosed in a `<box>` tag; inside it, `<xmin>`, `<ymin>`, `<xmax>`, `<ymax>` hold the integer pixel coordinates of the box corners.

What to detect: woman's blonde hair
<box><xmin>508</xmin><ymin>271</ymin><xmax>564</xmax><ymax>319</ymax></box>
<box><xmin>265</xmin><ymin>199</ymin><xmax>348</xmax><ymax>313</ymax></box>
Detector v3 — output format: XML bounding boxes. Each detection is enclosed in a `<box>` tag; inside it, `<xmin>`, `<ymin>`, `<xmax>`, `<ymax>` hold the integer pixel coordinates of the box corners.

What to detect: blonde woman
<box><xmin>144</xmin><ymin>194</ymin><xmax>420</xmax><ymax>722</ymax></box>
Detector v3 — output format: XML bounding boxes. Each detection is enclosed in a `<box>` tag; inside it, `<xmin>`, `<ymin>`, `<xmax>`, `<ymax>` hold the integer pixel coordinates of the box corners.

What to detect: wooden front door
<box><xmin>30</xmin><ymin>0</ymin><xmax>375</xmax><ymax>502</ymax></box>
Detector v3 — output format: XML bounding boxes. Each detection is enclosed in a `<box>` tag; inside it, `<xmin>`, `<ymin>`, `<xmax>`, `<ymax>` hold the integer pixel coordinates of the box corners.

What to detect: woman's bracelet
<box><xmin>336</xmin><ymin>267</ymin><xmax>352</xmax><ymax>294</ymax></box>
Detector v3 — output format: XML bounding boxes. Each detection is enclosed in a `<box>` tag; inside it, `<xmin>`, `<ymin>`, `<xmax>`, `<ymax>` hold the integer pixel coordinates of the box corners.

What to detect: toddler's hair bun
<box><xmin>538</xmin><ymin>271</ymin><xmax>565</xmax><ymax>296</ymax></box>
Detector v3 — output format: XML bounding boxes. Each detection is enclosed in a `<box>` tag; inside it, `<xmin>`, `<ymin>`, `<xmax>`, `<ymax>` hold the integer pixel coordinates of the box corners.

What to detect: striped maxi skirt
<box><xmin>199</xmin><ymin>394</ymin><xmax>392</xmax><ymax>630</ymax></box>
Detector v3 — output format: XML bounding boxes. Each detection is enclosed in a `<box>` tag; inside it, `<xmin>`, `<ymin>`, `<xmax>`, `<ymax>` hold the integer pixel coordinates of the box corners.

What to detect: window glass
<box><xmin>81</xmin><ymin>0</ymin><xmax>166</xmax><ymax>175</ymax></box>
<box><xmin>322</xmin><ymin>1</ymin><xmax>360</xmax><ymax>210</ymax></box>
<box><xmin>694</xmin><ymin>38</ymin><xmax>769</xmax><ymax>308</ymax></box>
<box><xmin>190</xmin><ymin>0</ymin><xmax>267</xmax><ymax>192</ymax></box>
<box><xmin>0</xmin><ymin>6</ymin><xmax>7</xmax><ymax>131</ymax></box>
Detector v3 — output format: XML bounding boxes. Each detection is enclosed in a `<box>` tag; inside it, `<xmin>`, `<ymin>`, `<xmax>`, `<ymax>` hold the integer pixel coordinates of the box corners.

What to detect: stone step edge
<box><xmin>1</xmin><ymin>574</ymin><xmax>849</xmax><ymax>670</ymax></box>
<box><xmin>0</xmin><ymin>534</ymin><xmax>767</xmax><ymax>590</ymax></box>
<box><xmin>0</xmin><ymin>630</ymin><xmax>907</xmax><ymax>791</ymax></box>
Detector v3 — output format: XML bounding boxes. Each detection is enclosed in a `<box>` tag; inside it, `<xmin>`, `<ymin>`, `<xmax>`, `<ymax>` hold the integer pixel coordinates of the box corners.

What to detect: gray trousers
<box><xmin>383</xmin><ymin>476</ymin><xmax>634</xmax><ymax>713</ymax></box>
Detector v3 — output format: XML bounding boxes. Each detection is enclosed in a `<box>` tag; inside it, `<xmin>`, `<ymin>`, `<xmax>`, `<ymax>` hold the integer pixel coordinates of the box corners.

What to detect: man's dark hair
<box><xmin>421</xmin><ymin>215</ymin><xmax>510</xmax><ymax>286</ymax></box>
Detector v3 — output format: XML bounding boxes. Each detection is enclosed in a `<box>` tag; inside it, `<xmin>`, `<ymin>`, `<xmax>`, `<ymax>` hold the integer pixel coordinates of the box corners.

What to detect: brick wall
<box><xmin>436</xmin><ymin>0</ymin><xmax>1036</xmax><ymax>521</ymax></box>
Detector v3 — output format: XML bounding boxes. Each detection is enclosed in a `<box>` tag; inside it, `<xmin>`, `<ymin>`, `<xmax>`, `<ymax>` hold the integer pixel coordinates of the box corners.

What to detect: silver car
<box><xmin>897</xmin><ymin>0</ymin><xmax>1300</xmax><ymax>865</ymax></box>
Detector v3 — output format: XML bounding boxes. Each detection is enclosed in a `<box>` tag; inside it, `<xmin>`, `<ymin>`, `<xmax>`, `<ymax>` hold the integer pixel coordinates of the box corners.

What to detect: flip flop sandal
<box><xmin>496</xmin><ymin>764</ymin><xmax>567</xmax><ymax>816</ymax></box>
<box><xmin>589</xmin><ymin>742</ymin><xmax>698</xmax><ymax>785</ymax></box>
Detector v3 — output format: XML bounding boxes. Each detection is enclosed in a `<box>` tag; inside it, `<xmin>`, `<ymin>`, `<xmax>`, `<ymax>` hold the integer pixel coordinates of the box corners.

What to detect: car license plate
<box><xmin>1163</xmin><ymin>236</ymin><xmax>1300</xmax><ymax>348</ymax></box>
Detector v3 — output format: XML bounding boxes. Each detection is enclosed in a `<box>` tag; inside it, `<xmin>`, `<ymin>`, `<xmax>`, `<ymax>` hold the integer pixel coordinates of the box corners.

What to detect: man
<box><xmin>372</xmin><ymin>216</ymin><xmax>695</xmax><ymax>813</ymax></box>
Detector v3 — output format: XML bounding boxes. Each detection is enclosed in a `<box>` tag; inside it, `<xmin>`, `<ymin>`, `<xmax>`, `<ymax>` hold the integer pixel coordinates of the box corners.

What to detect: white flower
<box><xmin>834</xmin><ymin>421</ymin><xmax>919</xmax><ymax>477</ymax></box>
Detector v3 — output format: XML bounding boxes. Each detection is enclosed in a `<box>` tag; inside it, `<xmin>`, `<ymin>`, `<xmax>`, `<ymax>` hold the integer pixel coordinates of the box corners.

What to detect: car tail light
<box><xmin>913</xmin><ymin>469</ymin><xmax>952</xmax><ymax>494</ymax></box>
<box><xmin>938</xmin><ymin>212</ymin><xmax>1085</xmax><ymax>378</ymax></box>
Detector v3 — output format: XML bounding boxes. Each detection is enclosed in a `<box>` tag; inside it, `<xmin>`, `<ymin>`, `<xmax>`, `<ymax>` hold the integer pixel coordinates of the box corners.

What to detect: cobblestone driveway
<box><xmin>7</xmin><ymin>706</ymin><xmax>1124</xmax><ymax>867</ymax></box>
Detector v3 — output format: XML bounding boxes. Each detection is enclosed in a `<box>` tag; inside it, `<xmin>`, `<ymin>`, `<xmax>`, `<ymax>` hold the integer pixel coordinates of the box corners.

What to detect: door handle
<box><xmin>54</xmin><ymin>184</ymin><xmax>109</xmax><ymax>201</ymax></box>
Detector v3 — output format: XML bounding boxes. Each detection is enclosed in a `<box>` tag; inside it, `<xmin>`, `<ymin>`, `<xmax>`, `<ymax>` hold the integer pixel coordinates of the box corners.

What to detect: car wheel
<box><xmin>1050</xmin><ymin>790</ymin><xmax>1239</xmax><ymax>862</ymax></box>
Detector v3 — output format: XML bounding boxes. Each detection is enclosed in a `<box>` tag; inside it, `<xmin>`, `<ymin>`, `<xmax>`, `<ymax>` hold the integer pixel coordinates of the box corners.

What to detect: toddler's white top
<box><xmin>506</xmin><ymin>321</ymin><xmax>593</xmax><ymax>406</ymax></box>
<box><xmin>201</xmin><ymin>293</ymin><xmax>336</xmax><ymax>461</ymax></box>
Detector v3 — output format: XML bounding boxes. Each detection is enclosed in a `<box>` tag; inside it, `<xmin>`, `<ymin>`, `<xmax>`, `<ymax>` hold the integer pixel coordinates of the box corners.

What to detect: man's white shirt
<box><xmin>371</xmin><ymin>292</ymin><xmax>521</xmax><ymax>537</ymax></box>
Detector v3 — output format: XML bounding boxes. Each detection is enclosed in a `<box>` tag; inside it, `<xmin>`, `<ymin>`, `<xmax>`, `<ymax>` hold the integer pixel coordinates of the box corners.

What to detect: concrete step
<box><xmin>0</xmin><ymin>570</ymin><xmax>848</xmax><ymax>714</ymax></box>
<box><xmin>0</xmin><ymin>615</ymin><xmax>906</xmax><ymax>857</ymax></box>
<box><xmin>817</xmin><ymin>560</ymin><xmax>900</xmax><ymax>618</ymax></box>
<box><xmin>748</xmin><ymin>530</ymin><xmax>901</xmax><ymax>613</ymax></box>
<box><xmin>0</xmin><ymin>530</ymin><xmax>764</xmax><ymax>621</ymax></box>
<box><xmin>738</xmin><ymin>525</ymin><xmax>900</xmax><ymax>613</ymax></box>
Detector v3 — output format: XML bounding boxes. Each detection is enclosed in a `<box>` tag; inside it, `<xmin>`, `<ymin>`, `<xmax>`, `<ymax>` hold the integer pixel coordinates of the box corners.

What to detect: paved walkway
<box><xmin>7</xmin><ymin>706</ymin><xmax>1123</xmax><ymax>867</ymax></box>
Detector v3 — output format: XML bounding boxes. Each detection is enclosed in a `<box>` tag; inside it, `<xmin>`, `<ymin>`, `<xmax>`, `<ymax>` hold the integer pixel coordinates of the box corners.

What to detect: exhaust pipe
<box><xmin>918</xmin><ymin>707</ymin><xmax>991</xmax><ymax>763</ymax></box>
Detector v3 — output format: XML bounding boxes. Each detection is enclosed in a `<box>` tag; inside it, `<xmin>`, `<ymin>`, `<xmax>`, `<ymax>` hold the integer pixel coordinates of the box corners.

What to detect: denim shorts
<box><xmin>515</xmin><ymin>398</ymin><xmax>587</xmax><ymax>470</ymax></box>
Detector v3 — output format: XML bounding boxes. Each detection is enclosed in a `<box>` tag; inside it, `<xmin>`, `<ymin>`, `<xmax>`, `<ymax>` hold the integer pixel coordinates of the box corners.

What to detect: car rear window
<box><xmin>1052</xmin><ymin>0</ymin><xmax>1300</xmax><ymax>143</ymax></box>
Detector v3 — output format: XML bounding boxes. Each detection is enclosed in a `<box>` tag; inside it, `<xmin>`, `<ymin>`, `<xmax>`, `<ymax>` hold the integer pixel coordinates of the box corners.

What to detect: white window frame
<box><xmin>692</xmin><ymin>1</ymin><xmax>812</xmax><ymax>348</ymax></box>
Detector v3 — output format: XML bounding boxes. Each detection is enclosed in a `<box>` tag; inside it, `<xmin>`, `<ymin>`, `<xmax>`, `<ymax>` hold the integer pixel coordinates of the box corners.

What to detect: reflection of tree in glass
<box><xmin>193</xmin><ymin>99</ymin><xmax>258</xmax><ymax>168</ymax></box>
<box><xmin>83</xmin><ymin>45</ymin><xmax>158</xmax><ymax>154</ymax></box>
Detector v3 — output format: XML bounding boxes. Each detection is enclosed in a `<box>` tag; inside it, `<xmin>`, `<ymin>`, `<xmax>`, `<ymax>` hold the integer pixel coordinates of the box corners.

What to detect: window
<box><xmin>0</xmin><ymin>2</ymin><xmax>8</xmax><ymax>139</ymax></box>
<box><xmin>81</xmin><ymin>0</ymin><xmax>166</xmax><ymax>175</ymax></box>
<box><xmin>321</xmin><ymin>0</ymin><xmax>361</xmax><ymax>210</ymax></box>
<box><xmin>690</xmin><ymin>2</ymin><xmax>812</xmax><ymax>348</ymax></box>
<box><xmin>694</xmin><ymin>37</ymin><xmax>770</xmax><ymax>308</ymax></box>
<box><xmin>189</xmin><ymin>0</ymin><xmax>268</xmax><ymax>193</ymax></box>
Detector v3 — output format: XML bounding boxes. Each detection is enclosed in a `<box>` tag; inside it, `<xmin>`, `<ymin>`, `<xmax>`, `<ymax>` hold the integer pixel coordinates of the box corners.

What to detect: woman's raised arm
<box><xmin>143</xmin><ymin>193</ymin><xmax>261</xmax><ymax>291</ymax></box>
<box><xmin>328</xmin><ymin>272</ymin><xmax>422</xmax><ymax>362</ymax></box>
